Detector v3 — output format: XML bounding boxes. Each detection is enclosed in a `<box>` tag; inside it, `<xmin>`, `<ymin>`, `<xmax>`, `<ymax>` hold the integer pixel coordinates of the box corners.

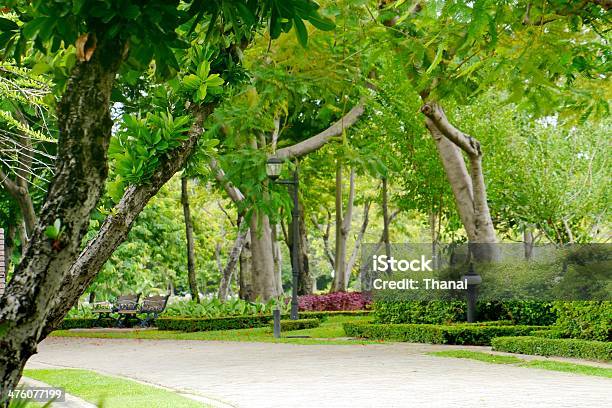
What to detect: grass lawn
<box><xmin>428</xmin><ymin>350</ymin><xmax>612</xmax><ymax>378</ymax></box>
<box><xmin>50</xmin><ymin>315</ymin><xmax>380</xmax><ymax>345</ymax></box>
<box><xmin>22</xmin><ymin>369</ymin><xmax>208</xmax><ymax>408</ymax></box>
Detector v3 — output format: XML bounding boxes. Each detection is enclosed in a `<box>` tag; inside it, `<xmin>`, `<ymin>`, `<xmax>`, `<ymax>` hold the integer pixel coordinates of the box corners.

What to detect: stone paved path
<box><xmin>27</xmin><ymin>337</ymin><xmax>612</xmax><ymax>408</ymax></box>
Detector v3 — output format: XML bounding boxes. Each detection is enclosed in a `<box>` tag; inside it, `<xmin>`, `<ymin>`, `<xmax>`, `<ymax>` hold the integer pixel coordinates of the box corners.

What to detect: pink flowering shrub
<box><xmin>298</xmin><ymin>292</ymin><xmax>372</xmax><ymax>311</ymax></box>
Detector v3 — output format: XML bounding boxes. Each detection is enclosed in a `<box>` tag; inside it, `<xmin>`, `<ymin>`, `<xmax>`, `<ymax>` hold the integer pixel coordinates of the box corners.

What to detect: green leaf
<box><xmin>124</xmin><ymin>5</ymin><xmax>141</xmax><ymax>20</ymax></box>
<box><xmin>204</xmin><ymin>74</ymin><xmax>224</xmax><ymax>87</ymax></box>
<box><xmin>182</xmin><ymin>74</ymin><xmax>201</xmax><ymax>90</ymax></box>
<box><xmin>307</xmin><ymin>14</ymin><xmax>335</xmax><ymax>31</ymax></box>
<box><xmin>426</xmin><ymin>43</ymin><xmax>444</xmax><ymax>75</ymax></box>
<box><xmin>293</xmin><ymin>17</ymin><xmax>308</xmax><ymax>48</ymax></box>
<box><xmin>197</xmin><ymin>61</ymin><xmax>210</xmax><ymax>79</ymax></box>
<box><xmin>31</xmin><ymin>61</ymin><xmax>51</xmax><ymax>75</ymax></box>
<box><xmin>0</xmin><ymin>17</ymin><xmax>18</xmax><ymax>32</ymax></box>
<box><xmin>197</xmin><ymin>83</ymin><xmax>208</xmax><ymax>101</ymax></box>
<box><xmin>72</xmin><ymin>0</ymin><xmax>86</xmax><ymax>14</ymax></box>
<box><xmin>21</xmin><ymin>17</ymin><xmax>51</xmax><ymax>40</ymax></box>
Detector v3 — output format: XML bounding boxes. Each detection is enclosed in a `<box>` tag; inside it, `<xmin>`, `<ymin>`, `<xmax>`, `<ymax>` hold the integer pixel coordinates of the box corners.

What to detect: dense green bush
<box><xmin>162</xmin><ymin>298</ymin><xmax>287</xmax><ymax>318</ymax></box>
<box><xmin>156</xmin><ymin>315</ymin><xmax>272</xmax><ymax>332</ymax></box>
<box><xmin>529</xmin><ymin>329</ymin><xmax>565</xmax><ymax>339</ymax></box>
<box><xmin>273</xmin><ymin>319</ymin><xmax>320</xmax><ymax>331</ymax></box>
<box><xmin>492</xmin><ymin>336</ymin><xmax>612</xmax><ymax>361</ymax></box>
<box><xmin>373</xmin><ymin>300</ymin><xmax>465</xmax><ymax>324</ymax></box>
<box><xmin>56</xmin><ymin>310</ymin><xmax>370</xmax><ymax>331</ymax></box>
<box><xmin>553</xmin><ymin>301</ymin><xmax>611</xmax><ymax>341</ymax></box>
<box><xmin>373</xmin><ymin>300</ymin><xmax>556</xmax><ymax>326</ymax></box>
<box><xmin>58</xmin><ymin>318</ymin><xmax>117</xmax><ymax>329</ymax></box>
<box><xmin>299</xmin><ymin>310</ymin><xmax>371</xmax><ymax>321</ymax></box>
<box><xmin>343</xmin><ymin>322</ymin><xmax>545</xmax><ymax>345</ymax></box>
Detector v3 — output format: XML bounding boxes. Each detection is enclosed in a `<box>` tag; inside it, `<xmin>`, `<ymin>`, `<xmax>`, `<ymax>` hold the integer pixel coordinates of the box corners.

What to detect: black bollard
<box><xmin>273</xmin><ymin>309</ymin><xmax>281</xmax><ymax>338</ymax></box>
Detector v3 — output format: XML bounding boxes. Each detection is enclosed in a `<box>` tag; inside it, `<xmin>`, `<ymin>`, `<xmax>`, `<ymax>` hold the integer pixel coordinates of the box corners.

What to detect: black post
<box><xmin>290</xmin><ymin>168</ymin><xmax>299</xmax><ymax>320</ymax></box>
<box><xmin>273</xmin><ymin>309</ymin><xmax>281</xmax><ymax>338</ymax></box>
<box><xmin>463</xmin><ymin>263</ymin><xmax>481</xmax><ymax>323</ymax></box>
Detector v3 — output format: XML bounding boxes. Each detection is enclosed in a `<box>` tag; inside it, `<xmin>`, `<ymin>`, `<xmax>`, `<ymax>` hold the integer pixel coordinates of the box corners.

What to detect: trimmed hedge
<box><xmin>553</xmin><ymin>301</ymin><xmax>611</xmax><ymax>341</ymax></box>
<box><xmin>273</xmin><ymin>318</ymin><xmax>320</xmax><ymax>331</ymax></box>
<box><xmin>156</xmin><ymin>315</ymin><xmax>272</xmax><ymax>332</ymax></box>
<box><xmin>373</xmin><ymin>300</ymin><xmax>557</xmax><ymax>326</ymax></box>
<box><xmin>492</xmin><ymin>336</ymin><xmax>612</xmax><ymax>362</ymax></box>
<box><xmin>343</xmin><ymin>322</ymin><xmax>546</xmax><ymax>345</ymax></box>
<box><xmin>57</xmin><ymin>310</ymin><xmax>370</xmax><ymax>331</ymax></box>
<box><xmin>58</xmin><ymin>318</ymin><xmax>117</xmax><ymax>329</ymax></box>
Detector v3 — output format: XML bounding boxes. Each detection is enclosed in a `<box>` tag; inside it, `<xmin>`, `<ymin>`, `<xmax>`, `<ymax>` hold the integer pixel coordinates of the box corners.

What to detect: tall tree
<box><xmin>181</xmin><ymin>177</ymin><xmax>199</xmax><ymax>303</ymax></box>
<box><xmin>0</xmin><ymin>0</ymin><xmax>333</xmax><ymax>399</ymax></box>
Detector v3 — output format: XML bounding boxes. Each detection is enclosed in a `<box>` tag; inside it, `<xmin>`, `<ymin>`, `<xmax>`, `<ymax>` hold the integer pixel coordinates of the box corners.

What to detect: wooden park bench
<box><xmin>138</xmin><ymin>294</ymin><xmax>170</xmax><ymax>327</ymax></box>
<box><xmin>114</xmin><ymin>293</ymin><xmax>141</xmax><ymax>327</ymax></box>
<box><xmin>91</xmin><ymin>301</ymin><xmax>114</xmax><ymax>320</ymax></box>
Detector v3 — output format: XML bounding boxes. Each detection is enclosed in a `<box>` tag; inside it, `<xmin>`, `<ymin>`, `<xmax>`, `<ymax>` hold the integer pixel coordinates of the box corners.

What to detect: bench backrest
<box><xmin>116</xmin><ymin>293</ymin><xmax>140</xmax><ymax>311</ymax></box>
<box><xmin>140</xmin><ymin>295</ymin><xmax>169</xmax><ymax>313</ymax></box>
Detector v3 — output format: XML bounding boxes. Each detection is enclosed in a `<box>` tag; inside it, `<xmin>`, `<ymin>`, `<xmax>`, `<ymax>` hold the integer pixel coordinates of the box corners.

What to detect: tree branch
<box><xmin>421</xmin><ymin>102</ymin><xmax>481</xmax><ymax>158</ymax></box>
<box><xmin>275</xmin><ymin>101</ymin><xmax>365</xmax><ymax>160</ymax></box>
<box><xmin>44</xmin><ymin>104</ymin><xmax>212</xmax><ymax>331</ymax></box>
<box><xmin>210</xmin><ymin>158</ymin><xmax>245</xmax><ymax>203</ymax></box>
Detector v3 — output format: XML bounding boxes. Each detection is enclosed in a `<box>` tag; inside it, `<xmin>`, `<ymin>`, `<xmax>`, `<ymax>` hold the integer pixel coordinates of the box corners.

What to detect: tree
<box><xmin>372</xmin><ymin>0</ymin><xmax>610</xmax><ymax>258</ymax></box>
<box><xmin>0</xmin><ymin>0</ymin><xmax>334</xmax><ymax>399</ymax></box>
<box><xmin>181</xmin><ymin>176</ymin><xmax>199</xmax><ymax>303</ymax></box>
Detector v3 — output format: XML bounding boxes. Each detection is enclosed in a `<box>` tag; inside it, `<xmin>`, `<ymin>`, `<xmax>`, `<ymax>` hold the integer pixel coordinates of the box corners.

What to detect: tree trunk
<box><xmin>421</xmin><ymin>102</ymin><xmax>499</xmax><ymax>262</ymax></box>
<box><xmin>239</xmin><ymin>230</ymin><xmax>254</xmax><ymax>300</ymax></box>
<box><xmin>0</xmin><ymin>170</ymin><xmax>37</xmax><ymax>241</ymax></box>
<box><xmin>331</xmin><ymin>165</ymin><xmax>355</xmax><ymax>292</ymax></box>
<box><xmin>523</xmin><ymin>228</ymin><xmax>534</xmax><ymax>260</ymax></box>
<box><xmin>346</xmin><ymin>199</ymin><xmax>371</xmax><ymax>279</ymax></box>
<box><xmin>4</xmin><ymin>224</ymin><xmax>16</xmax><ymax>272</ymax></box>
<box><xmin>248</xmin><ymin>211</ymin><xmax>279</xmax><ymax>300</ymax></box>
<box><xmin>381</xmin><ymin>177</ymin><xmax>391</xmax><ymax>258</ymax></box>
<box><xmin>43</xmin><ymin>105</ymin><xmax>211</xmax><ymax>334</ymax></box>
<box><xmin>181</xmin><ymin>177</ymin><xmax>199</xmax><ymax>303</ymax></box>
<box><xmin>297</xmin><ymin>203</ymin><xmax>313</xmax><ymax>295</ymax></box>
<box><xmin>429</xmin><ymin>210</ymin><xmax>440</xmax><ymax>269</ymax></box>
<box><xmin>287</xmin><ymin>203</ymin><xmax>313</xmax><ymax>295</ymax></box>
<box><xmin>218</xmin><ymin>221</ymin><xmax>248</xmax><ymax>301</ymax></box>
<box><xmin>271</xmin><ymin>223</ymin><xmax>284</xmax><ymax>295</ymax></box>
<box><xmin>0</xmin><ymin>40</ymin><xmax>125</xmax><ymax>401</ymax></box>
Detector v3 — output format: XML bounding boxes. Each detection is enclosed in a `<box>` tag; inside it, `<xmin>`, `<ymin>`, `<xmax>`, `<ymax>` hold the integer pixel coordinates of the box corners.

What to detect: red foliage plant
<box><xmin>298</xmin><ymin>292</ymin><xmax>372</xmax><ymax>311</ymax></box>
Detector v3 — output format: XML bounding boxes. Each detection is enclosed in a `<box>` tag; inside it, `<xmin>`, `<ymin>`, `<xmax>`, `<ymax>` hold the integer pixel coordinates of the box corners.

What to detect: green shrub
<box><xmin>479</xmin><ymin>301</ymin><xmax>557</xmax><ymax>326</ymax></box>
<box><xmin>373</xmin><ymin>300</ymin><xmax>465</xmax><ymax>324</ymax></box>
<box><xmin>343</xmin><ymin>322</ymin><xmax>546</xmax><ymax>345</ymax></box>
<box><xmin>553</xmin><ymin>301</ymin><xmax>611</xmax><ymax>341</ymax></box>
<box><xmin>530</xmin><ymin>329</ymin><xmax>565</xmax><ymax>339</ymax></box>
<box><xmin>373</xmin><ymin>300</ymin><xmax>556</xmax><ymax>326</ymax></box>
<box><xmin>58</xmin><ymin>318</ymin><xmax>117</xmax><ymax>329</ymax></box>
<box><xmin>156</xmin><ymin>315</ymin><xmax>272</xmax><ymax>332</ymax></box>
<box><xmin>273</xmin><ymin>319</ymin><xmax>320</xmax><ymax>331</ymax></box>
<box><xmin>163</xmin><ymin>298</ymin><xmax>287</xmax><ymax>318</ymax></box>
<box><xmin>492</xmin><ymin>336</ymin><xmax>612</xmax><ymax>362</ymax></box>
<box><xmin>298</xmin><ymin>310</ymin><xmax>371</xmax><ymax>321</ymax></box>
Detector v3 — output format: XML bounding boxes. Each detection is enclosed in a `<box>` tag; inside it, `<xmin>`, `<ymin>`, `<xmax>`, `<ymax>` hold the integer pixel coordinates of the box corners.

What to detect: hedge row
<box><xmin>553</xmin><ymin>301</ymin><xmax>611</xmax><ymax>341</ymax></box>
<box><xmin>58</xmin><ymin>318</ymin><xmax>118</xmax><ymax>329</ymax></box>
<box><xmin>273</xmin><ymin>318</ymin><xmax>320</xmax><ymax>331</ymax></box>
<box><xmin>156</xmin><ymin>315</ymin><xmax>272</xmax><ymax>332</ymax></box>
<box><xmin>492</xmin><ymin>336</ymin><xmax>612</xmax><ymax>362</ymax></box>
<box><xmin>373</xmin><ymin>300</ymin><xmax>557</xmax><ymax>326</ymax></box>
<box><xmin>57</xmin><ymin>310</ymin><xmax>369</xmax><ymax>331</ymax></box>
<box><xmin>343</xmin><ymin>322</ymin><xmax>546</xmax><ymax>345</ymax></box>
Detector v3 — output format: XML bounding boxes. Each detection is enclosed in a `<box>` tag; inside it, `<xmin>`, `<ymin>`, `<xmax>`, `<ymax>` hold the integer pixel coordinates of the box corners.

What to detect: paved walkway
<box><xmin>27</xmin><ymin>337</ymin><xmax>612</xmax><ymax>408</ymax></box>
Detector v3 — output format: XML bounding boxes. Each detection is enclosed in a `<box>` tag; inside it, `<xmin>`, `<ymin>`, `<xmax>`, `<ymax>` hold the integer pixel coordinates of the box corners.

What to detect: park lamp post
<box><xmin>266</xmin><ymin>157</ymin><xmax>299</xmax><ymax>320</ymax></box>
<box><xmin>462</xmin><ymin>262</ymin><xmax>482</xmax><ymax>323</ymax></box>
